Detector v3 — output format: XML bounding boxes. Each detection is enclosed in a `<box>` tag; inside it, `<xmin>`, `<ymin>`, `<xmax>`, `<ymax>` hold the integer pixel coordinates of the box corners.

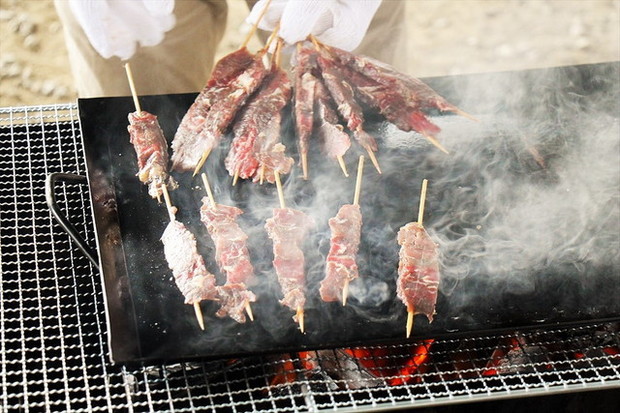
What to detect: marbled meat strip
<box><xmin>161</xmin><ymin>220</ymin><xmax>217</xmax><ymax>304</ymax></box>
<box><xmin>250</xmin><ymin>68</ymin><xmax>294</xmax><ymax>183</ymax></box>
<box><xmin>314</xmin><ymin>79</ymin><xmax>351</xmax><ymax>159</ymax></box>
<box><xmin>320</xmin><ymin>204</ymin><xmax>362</xmax><ymax>302</ymax></box>
<box><xmin>207</xmin><ymin>47</ymin><xmax>255</xmax><ymax>87</ymax></box>
<box><xmin>338</xmin><ymin>64</ymin><xmax>441</xmax><ymax>136</ymax></box>
<box><xmin>265</xmin><ymin>208</ymin><xmax>315</xmax><ymax>315</ymax></box>
<box><xmin>200</xmin><ymin>200</ymin><xmax>256</xmax><ymax>323</ymax></box>
<box><xmin>293</xmin><ymin>47</ymin><xmax>318</xmax><ymax>157</ymax></box>
<box><xmin>225</xmin><ymin>68</ymin><xmax>292</xmax><ymax>181</ymax></box>
<box><xmin>171</xmin><ymin>48</ymin><xmax>254</xmax><ymax>172</ymax></box>
<box><xmin>316</xmin><ymin>53</ymin><xmax>377</xmax><ymax>151</ymax></box>
<box><xmin>328</xmin><ymin>45</ymin><xmax>461</xmax><ymax>114</ymax></box>
<box><xmin>172</xmin><ymin>51</ymin><xmax>267</xmax><ymax>172</ymax></box>
<box><xmin>396</xmin><ymin>222</ymin><xmax>440</xmax><ymax>322</ymax></box>
<box><xmin>128</xmin><ymin>111</ymin><xmax>177</xmax><ymax>199</ymax></box>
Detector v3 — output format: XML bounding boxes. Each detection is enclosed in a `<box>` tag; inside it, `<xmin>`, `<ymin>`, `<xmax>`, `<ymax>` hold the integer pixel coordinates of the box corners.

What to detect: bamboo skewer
<box><xmin>406</xmin><ymin>306</ymin><xmax>414</xmax><ymax>339</ymax></box>
<box><xmin>422</xmin><ymin>133</ymin><xmax>449</xmax><ymax>155</ymax></box>
<box><xmin>262</xmin><ymin>23</ymin><xmax>281</xmax><ymax>55</ymax></box>
<box><xmin>342</xmin><ymin>155</ymin><xmax>365</xmax><ymax>306</ymax></box>
<box><xmin>193</xmin><ymin>23</ymin><xmax>281</xmax><ymax>178</ymax></box>
<box><xmin>296</xmin><ymin>307</ymin><xmax>304</xmax><ymax>333</ymax></box>
<box><xmin>124</xmin><ymin>62</ymin><xmax>166</xmax><ymax>203</ymax></box>
<box><xmin>161</xmin><ymin>184</ymin><xmax>205</xmax><ymax>330</ymax></box>
<box><xmin>364</xmin><ymin>146</ymin><xmax>381</xmax><ymax>174</ymax></box>
<box><xmin>241</xmin><ymin>0</ymin><xmax>273</xmax><ymax>49</ymax></box>
<box><xmin>274</xmin><ymin>38</ymin><xmax>283</xmax><ymax>68</ymax></box>
<box><xmin>352</xmin><ymin>156</ymin><xmax>364</xmax><ymax>207</ymax></box>
<box><xmin>192</xmin><ymin>148</ymin><xmax>211</xmax><ymax>177</ymax></box>
<box><xmin>274</xmin><ymin>170</ymin><xmax>304</xmax><ymax>332</ymax></box>
<box><xmin>124</xmin><ymin>63</ymin><xmax>142</xmax><ymax>114</ymax></box>
<box><xmin>200</xmin><ymin>173</ymin><xmax>254</xmax><ymax>321</ymax></box>
<box><xmin>200</xmin><ymin>173</ymin><xmax>216</xmax><ymax>208</ymax></box>
<box><xmin>274</xmin><ymin>170</ymin><xmax>286</xmax><ymax>209</ymax></box>
<box><xmin>417</xmin><ymin>179</ymin><xmax>428</xmax><ymax>227</ymax></box>
<box><xmin>337</xmin><ymin>156</ymin><xmax>349</xmax><ymax>178</ymax></box>
<box><xmin>406</xmin><ymin>178</ymin><xmax>429</xmax><ymax>338</ymax></box>
<box><xmin>296</xmin><ymin>42</ymin><xmax>310</xmax><ymax>182</ymax></box>
<box><xmin>309</xmin><ymin>34</ymin><xmax>322</xmax><ymax>50</ymax></box>
<box><xmin>452</xmin><ymin>107</ymin><xmax>479</xmax><ymax>122</ymax></box>
<box><xmin>301</xmin><ymin>153</ymin><xmax>309</xmax><ymax>180</ymax></box>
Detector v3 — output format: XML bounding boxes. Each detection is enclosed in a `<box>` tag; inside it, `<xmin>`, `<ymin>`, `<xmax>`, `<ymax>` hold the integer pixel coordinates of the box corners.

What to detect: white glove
<box><xmin>247</xmin><ymin>0</ymin><xmax>382</xmax><ymax>51</ymax></box>
<box><xmin>68</xmin><ymin>0</ymin><xmax>176</xmax><ymax>60</ymax></box>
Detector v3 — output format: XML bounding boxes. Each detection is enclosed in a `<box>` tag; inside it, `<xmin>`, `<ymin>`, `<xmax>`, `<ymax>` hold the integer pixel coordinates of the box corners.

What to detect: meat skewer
<box><xmin>293</xmin><ymin>43</ymin><xmax>317</xmax><ymax>180</ymax></box>
<box><xmin>124</xmin><ymin>63</ymin><xmax>177</xmax><ymax>200</ymax></box>
<box><xmin>192</xmin><ymin>51</ymin><xmax>270</xmax><ymax>176</ymax></box>
<box><xmin>325</xmin><ymin>44</ymin><xmax>477</xmax><ymax>153</ymax></box>
<box><xmin>160</xmin><ymin>184</ymin><xmax>216</xmax><ymax>330</ymax></box>
<box><xmin>265</xmin><ymin>171</ymin><xmax>315</xmax><ymax>332</ymax></box>
<box><xmin>314</xmin><ymin>78</ymin><xmax>351</xmax><ymax>177</ymax></box>
<box><xmin>254</xmin><ymin>40</ymin><xmax>295</xmax><ymax>185</ymax></box>
<box><xmin>325</xmin><ymin>44</ymin><xmax>476</xmax><ymax>121</ymax></box>
<box><xmin>320</xmin><ymin>156</ymin><xmax>365</xmax><ymax>305</ymax></box>
<box><xmin>396</xmin><ymin>179</ymin><xmax>440</xmax><ymax>338</ymax></box>
<box><xmin>310</xmin><ymin>36</ymin><xmax>381</xmax><ymax>174</ymax></box>
<box><xmin>170</xmin><ymin>47</ymin><xmax>256</xmax><ymax>173</ymax></box>
<box><xmin>293</xmin><ymin>43</ymin><xmax>350</xmax><ymax>178</ymax></box>
<box><xmin>199</xmin><ymin>173</ymin><xmax>256</xmax><ymax>323</ymax></box>
<box><xmin>225</xmin><ymin>40</ymin><xmax>294</xmax><ymax>185</ymax></box>
<box><xmin>170</xmin><ymin>23</ymin><xmax>280</xmax><ymax>175</ymax></box>
<box><xmin>170</xmin><ymin>0</ymin><xmax>273</xmax><ymax>174</ymax></box>
<box><xmin>191</xmin><ymin>26</ymin><xmax>282</xmax><ymax>177</ymax></box>
<box><xmin>335</xmin><ymin>63</ymin><xmax>449</xmax><ymax>154</ymax></box>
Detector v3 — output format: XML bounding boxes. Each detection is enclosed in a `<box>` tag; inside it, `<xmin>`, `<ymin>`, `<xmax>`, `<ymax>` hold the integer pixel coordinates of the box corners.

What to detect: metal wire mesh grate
<box><xmin>0</xmin><ymin>103</ymin><xmax>618</xmax><ymax>412</ymax></box>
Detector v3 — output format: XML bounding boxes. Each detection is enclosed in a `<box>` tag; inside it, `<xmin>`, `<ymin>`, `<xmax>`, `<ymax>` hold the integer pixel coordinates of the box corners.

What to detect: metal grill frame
<box><xmin>1</xmin><ymin>103</ymin><xmax>618</xmax><ymax>412</ymax></box>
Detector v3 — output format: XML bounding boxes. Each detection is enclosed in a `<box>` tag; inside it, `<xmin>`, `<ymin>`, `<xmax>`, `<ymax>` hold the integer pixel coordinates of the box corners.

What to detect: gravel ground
<box><xmin>1</xmin><ymin>0</ymin><xmax>619</xmax><ymax>107</ymax></box>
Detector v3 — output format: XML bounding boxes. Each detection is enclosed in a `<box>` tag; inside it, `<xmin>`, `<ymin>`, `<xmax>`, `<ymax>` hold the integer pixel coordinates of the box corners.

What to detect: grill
<box><xmin>1</xmin><ymin>102</ymin><xmax>619</xmax><ymax>411</ymax></box>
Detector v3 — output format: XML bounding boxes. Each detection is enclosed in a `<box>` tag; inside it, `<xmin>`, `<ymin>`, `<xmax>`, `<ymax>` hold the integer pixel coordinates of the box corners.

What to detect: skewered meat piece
<box><xmin>337</xmin><ymin>64</ymin><xmax>441</xmax><ymax>137</ymax></box>
<box><xmin>327</xmin><ymin>45</ymin><xmax>463</xmax><ymax>115</ymax></box>
<box><xmin>396</xmin><ymin>222</ymin><xmax>440</xmax><ymax>322</ymax></box>
<box><xmin>200</xmin><ymin>200</ymin><xmax>256</xmax><ymax>323</ymax></box>
<box><xmin>293</xmin><ymin>46</ymin><xmax>318</xmax><ymax>159</ymax></box>
<box><xmin>314</xmin><ymin>79</ymin><xmax>351</xmax><ymax>159</ymax></box>
<box><xmin>171</xmin><ymin>48</ymin><xmax>254</xmax><ymax>172</ymax></box>
<box><xmin>127</xmin><ymin>111</ymin><xmax>177</xmax><ymax>199</ymax></box>
<box><xmin>316</xmin><ymin>53</ymin><xmax>377</xmax><ymax>152</ymax></box>
<box><xmin>207</xmin><ymin>47</ymin><xmax>255</xmax><ymax>88</ymax></box>
<box><xmin>225</xmin><ymin>68</ymin><xmax>293</xmax><ymax>182</ymax></box>
<box><xmin>254</xmin><ymin>143</ymin><xmax>294</xmax><ymax>184</ymax></box>
<box><xmin>320</xmin><ymin>204</ymin><xmax>362</xmax><ymax>302</ymax></box>
<box><xmin>161</xmin><ymin>219</ymin><xmax>217</xmax><ymax>305</ymax></box>
<box><xmin>171</xmin><ymin>50</ymin><xmax>267</xmax><ymax>172</ymax></box>
<box><xmin>265</xmin><ymin>208</ymin><xmax>315</xmax><ymax>317</ymax></box>
<box><xmin>251</xmin><ymin>68</ymin><xmax>294</xmax><ymax>183</ymax></box>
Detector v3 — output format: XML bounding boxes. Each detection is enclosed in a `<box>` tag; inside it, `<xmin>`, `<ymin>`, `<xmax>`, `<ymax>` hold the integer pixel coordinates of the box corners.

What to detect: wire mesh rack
<box><xmin>0</xmin><ymin>103</ymin><xmax>618</xmax><ymax>412</ymax></box>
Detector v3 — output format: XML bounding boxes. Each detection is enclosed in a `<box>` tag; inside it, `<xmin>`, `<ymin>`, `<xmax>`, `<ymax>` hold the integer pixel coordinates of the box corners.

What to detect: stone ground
<box><xmin>1</xmin><ymin>0</ymin><xmax>619</xmax><ymax>107</ymax></box>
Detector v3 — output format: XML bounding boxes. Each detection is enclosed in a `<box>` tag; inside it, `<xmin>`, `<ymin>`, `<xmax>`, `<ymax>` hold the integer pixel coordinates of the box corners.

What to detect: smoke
<box><xmin>192</xmin><ymin>64</ymin><xmax>620</xmax><ymax>325</ymax></box>
<box><xmin>96</xmin><ymin>64</ymin><xmax>620</xmax><ymax>361</ymax></box>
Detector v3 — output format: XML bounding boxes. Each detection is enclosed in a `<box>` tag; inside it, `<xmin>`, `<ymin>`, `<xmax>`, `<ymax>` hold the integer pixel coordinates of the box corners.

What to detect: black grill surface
<box><xmin>0</xmin><ymin>94</ymin><xmax>618</xmax><ymax>411</ymax></box>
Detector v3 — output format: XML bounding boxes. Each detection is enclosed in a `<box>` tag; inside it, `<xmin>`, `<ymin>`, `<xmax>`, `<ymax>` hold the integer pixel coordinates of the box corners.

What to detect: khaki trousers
<box><xmin>55</xmin><ymin>0</ymin><xmax>407</xmax><ymax>98</ymax></box>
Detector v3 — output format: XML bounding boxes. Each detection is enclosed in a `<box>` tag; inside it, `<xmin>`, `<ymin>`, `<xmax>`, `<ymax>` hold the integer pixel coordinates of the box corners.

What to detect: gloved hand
<box><xmin>247</xmin><ymin>0</ymin><xmax>382</xmax><ymax>52</ymax></box>
<box><xmin>68</xmin><ymin>0</ymin><xmax>176</xmax><ymax>60</ymax></box>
